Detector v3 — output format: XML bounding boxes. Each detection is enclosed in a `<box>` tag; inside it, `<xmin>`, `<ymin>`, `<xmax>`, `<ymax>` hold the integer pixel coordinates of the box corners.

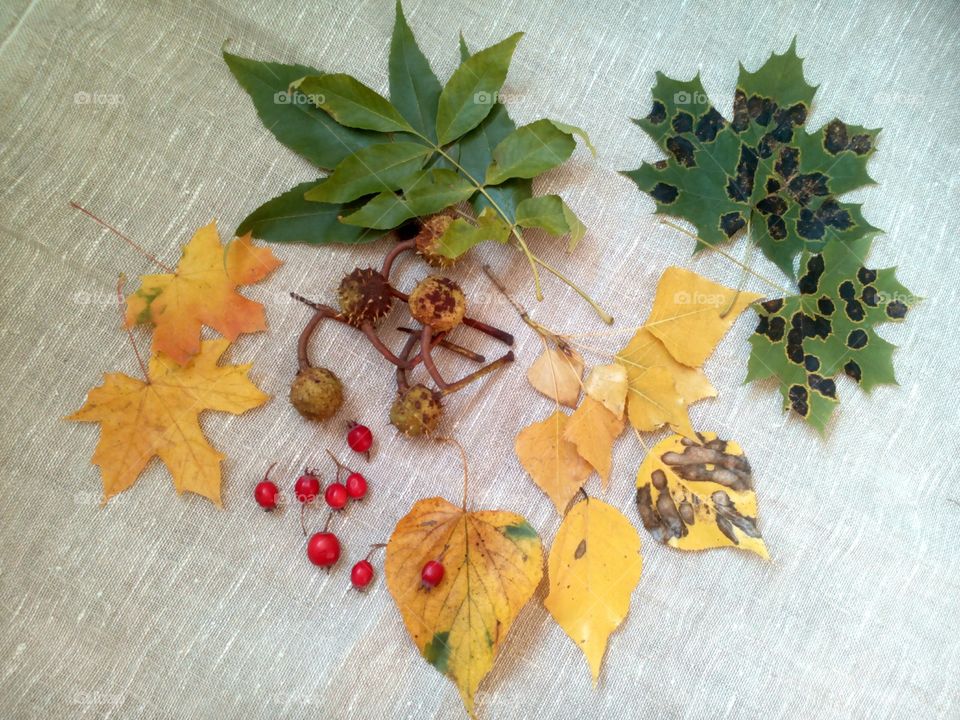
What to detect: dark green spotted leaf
<box><xmin>296</xmin><ymin>73</ymin><xmax>413</xmax><ymax>133</ymax></box>
<box><xmin>515</xmin><ymin>195</ymin><xmax>585</xmax><ymax>250</ymax></box>
<box><xmin>435</xmin><ymin>32</ymin><xmax>523</xmax><ymax>145</ymax></box>
<box><xmin>222</xmin><ymin>51</ymin><xmax>381</xmax><ymax>171</ymax></box>
<box><xmin>304</xmin><ymin>141</ymin><xmax>433</xmax><ymax>203</ymax></box>
<box><xmin>236</xmin><ymin>180</ymin><xmax>381</xmax><ymax>245</ymax></box>
<box><xmin>624</xmin><ymin>40</ymin><xmax>881</xmax><ymax>277</ymax></box>
<box><xmin>389</xmin><ymin>0</ymin><xmax>443</xmax><ymax>140</ymax></box>
<box><xmin>747</xmin><ymin>236</ymin><xmax>916</xmax><ymax>432</ymax></box>
<box><xmin>485</xmin><ymin>119</ymin><xmax>577</xmax><ymax>185</ymax></box>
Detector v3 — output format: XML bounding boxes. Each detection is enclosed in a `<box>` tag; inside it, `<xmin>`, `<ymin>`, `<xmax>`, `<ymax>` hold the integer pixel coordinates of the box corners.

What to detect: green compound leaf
<box><xmin>341</xmin><ymin>168</ymin><xmax>475</xmax><ymax>228</ymax></box>
<box><xmin>236</xmin><ymin>180</ymin><xmax>381</xmax><ymax>245</ymax></box>
<box><xmin>304</xmin><ymin>141</ymin><xmax>433</xmax><ymax>203</ymax></box>
<box><xmin>435</xmin><ymin>208</ymin><xmax>512</xmax><ymax>259</ymax></box>
<box><xmin>624</xmin><ymin>40</ymin><xmax>881</xmax><ymax>277</ymax></box>
<box><xmin>222</xmin><ymin>51</ymin><xmax>382</xmax><ymax>171</ymax></box>
<box><xmin>296</xmin><ymin>73</ymin><xmax>414</xmax><ymax>133</ymax></box>
<box><xmin>485</xmin><ymin>119</ymin><xmax>577</xmax><ymax>185</ymax></box>
<box><xmin>436</xmin><ymin>32</ymin><xmax>523</xmax><ymax>145</ymax></box>
<box><xmin>747</xmin><ymin>236</ymin><xmax>916</xmax><ymax>433</ymax></box>
<box><xmin>515</xmin><ymin>195</ymin><xmax>585</xmax><ymax>250</ymax></box>
<box><xmin>389</xmin><ymin>0</ymin><xmax>443</xmax><ymax>140</ymax></box>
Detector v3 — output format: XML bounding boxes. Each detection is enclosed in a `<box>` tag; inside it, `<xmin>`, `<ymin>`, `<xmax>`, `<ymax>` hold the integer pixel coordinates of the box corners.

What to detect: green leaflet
<box><xmin>296</xmin><ymin>73</ymin><xmax>413</xmax><ymax>133</ymax></box>
<box><xmin>747</xmin><ymin>236</ymin><xmax>916</xmax><ymax>433</ymax></box>
<box><xmin>304</xmin><ymin>142</ymin><xmax>433</xmax><ymax>203</ymax></box>
<box><xmin>548</xmin><ymin>120</ymin><xmax>596</xmax><ymax>156</ymax></box>
<box><xmin>222</xmin><ymin>51</ymin><xmax>381</xmax><ymax>171</ymax></box>
<box><xmin>436</xmin><ymin>32</ymin><xmax>523</xmax><ymax>145</ymax></box>
<box><xmin>624</xmin><ymin>40</ymin><xmax>881</xmax><ymax>278</ymax></box>
<box><xmin>435</xmin><ymin>208</ymin><xmax>512</xmax><ymax>259</ymax></box>
<box><xmin>389</xmin><ymin>0</ymin><xmax>443</xmax><ymax>140</ymax></box>
<box><xmin>515</xmin><ymin>195</ymin><xmax>585</xmax><ymax>251</ymax></box>
<box><xmin>485</xmin><ymin>119</ymin><xmax>576</xmax><ymax>185</ymax></box>
<box><xmin>341</xmin><ymin>169</ymin><xmax>475</xmax><ymax>228</ymax></box>
<box><xmin>236</xmin><ymin>180</ymin><xmax>381</xmax><ymax>244</ymax></box>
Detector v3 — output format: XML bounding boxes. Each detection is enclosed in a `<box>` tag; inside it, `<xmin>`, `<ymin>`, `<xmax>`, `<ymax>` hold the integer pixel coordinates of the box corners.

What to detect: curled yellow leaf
<box><xmin>563</xmin><ymin>397</ymin><xmax>625</xmax><ymax>489</ymax></box>
<box><xmin>636</xmin><ymin>433</ymin><xmax>768</xmax><ymax>558</ymax></box>
<box><xmin>545</xmin><ymin>497</ymin><xmax>642</xmax><ymax>685</ymax></box>
<box><xmin>526</xmin><ymin>346</ymin><xmax>584</xmax><ymax>407</ymax></box>
<box><xmin>515</xmin><ymin>411</ymin><xmax>593</xmax><ymax>514</ymax></box>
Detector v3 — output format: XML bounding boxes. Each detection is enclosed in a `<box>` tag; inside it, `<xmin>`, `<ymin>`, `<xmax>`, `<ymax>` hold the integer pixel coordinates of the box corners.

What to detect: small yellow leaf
<box><xmin>527</xmin><ymin>346</ymin><xmax>584</xmax><ymax>407</ymax></box>
<box><xmin>564</xmin><ymin>397</ymin><xmax>625</xmax><ymax>489</ymax></box>
<box><xmin>626</xmin><ymin>367</ymin><xmax>696</xmax><ymax>439</ymax></box>
<box><xmin>584</xmin><ymin>363</ymin><xmax>628</xmax><ymax>419</ymax></box>
<box><xmin>636</xmin><ymin>433</ymin><xmax>768</xmax><ymax>558</ymax></box>
<box><xmin>618</xmin><ymin>327</ymin><xmax>716</xmax><ymax>406</ymax></box>
<box><xmin>385</xmin><ymin>498</ymin><xmax>543</xmax><ymax>715</ymax></box>
<box><xmin>644</xmin><ymin>267</ymin><xmax>763</xmax><ymax>368</ymax></box>
<box><xmin>516</xmin><ymin>411</ymin><xmax>593</xmax><ymax>514</ymax></box>
<box><xmin>545</xmin><ymin>497</ymin><xmax>642</xmax><ymax>685</ymax></box>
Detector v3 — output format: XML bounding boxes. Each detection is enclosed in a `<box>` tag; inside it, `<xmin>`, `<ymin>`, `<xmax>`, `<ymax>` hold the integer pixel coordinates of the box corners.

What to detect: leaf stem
<box><xmin>71</xmin><ymin>202</ymin><xmax>174</xmax><ymax>273</ymax></box>
<box><xmin>116</xmin><ymin>275</ymin><xmax>148</xmax><ymax>380</ymax></box>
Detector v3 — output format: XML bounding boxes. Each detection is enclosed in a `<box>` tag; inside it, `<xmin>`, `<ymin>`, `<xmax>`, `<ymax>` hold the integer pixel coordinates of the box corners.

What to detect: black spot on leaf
<box><xmin>849</xmin><ymin>134</ymin><xmax>872</xmax><ymax>155</ymax></box>
<box><xmin>732</xmin><ymin>89</ymin><xmax>750</xmax><ymax>132</ymax></box>
<box><xmin>695</xmin><ymin>108</ymin><xmax>725</xmax><ymax>141</ymax></box>
<box><xmin>747</xmin><ymin>95</ymin><xmax>775</xmax><ymax>126</ymax></box>
<box><xmin>755</xmin><ymin>316</ymin><xmax>769</xmax><ymax>335</ymax></box>
<box><xmin>788</xmin><ymin>384</ymin><xmax>809</xmax><ymax>416</ymax></box>
<box><xmin>817</xmin><ymin>199</ymin><xmax>853</xmax><ymax>230</ymax></box>
<box><xmin>720</xmin><ymin>211</ymin><xmax>746</xmax><ymax>237</ymax></box>
<box><xmin>886</xmin><ymin>300</ymin><xmax>908</xmax><ymax>319</ymax></box>
<box><xmin>654</xmin><ymin>159</ymin><xmax>668</xmax><ymax>170</ymax></box>
<box><xmin>766</xmin><ymin>178</ymin><xmax>781</xmax><ymax>194</ymax></box>
<box><xmin>804</xmin><ymin>354</ymin><xmax>820</xmax><ymax>371</ymax></box>
<box><xmin>845</xmin><ymin>299</ymin><xmax>865</xmax><ymax>322</ymax></box>
<box><xmin>798</xmin><ymin>254</ymin><xmax>825</xmax><ymax>294</ymax></box>
<box><xmin>797</xmin><ymin>208</ymin><xmax>825</xmax><ymax>239</ymax></box>
<box><xmin>839</xmin><ymin>280</ymin><xmax>856</xmax><ymax>300</ymax></box>
<box><xmin>786</xmin><ymin>327</ymin><xmax>804</xmax><ymax>364</ymax></box>
<box><xmin>788</xmin><ymin>173</ymin><xmax>830</xmax><ymax>205</ymax></box>
<box><xmin>825</xmin><ymin>119</ymin><xmax>849</xmax><ymax>154</ymax></box>
<box><xmin>808</xmin><ymin>373</ymin><xmax>837</xmax><ymax>398</ymax></box>
<box><xmin>857</xmin><ymin>267</ymin><xmax>878</xmax><ymax>284</ymax></box>
<box><xmin>667</xmin><ymin>136</ymin><xmax>696</xmax><ymax>167</ymax></box>
<box><xmin>775</xmin><ymin>147</ymin><xmax>799</xmax><ymax>180</ymax></box>
<box><xmin>844</xmin><ymin>360</ymin><xmax>862</xmax><ymax>382</ymax></box>
<box><xmin>817</xmin><ymin>296</ymin><xmax>835</xmax><ymax>315</ymax></box>
<box><xmin>726</xmin><ymin>145</ymin><xmax>758</xmax><ymax>201</ymax></box>
<box><xmin>648</xmin><ymin>101</ymin><xmax>666</xmax><ymax>124</ymax></box>
<box><xmin>861</xmin><ymin>285</ymin><xmax>878</xmax><ymax>307</ymax></box>
<box><xmin>757</xmin><ymin>195</ymin><xmax>788</xmax><ymax>215</ymax></box>
<box><xmin>761</xmin><ymin>298</ymin><xmax>784</xmax><ymax>313</ymax></box>
<box><xmin>651</xmin><ymin>182</ymin><xmax>679</xmax><ymax>204</ymax></box>
<box><xmin>767</xmin><ymin>316</ymin><xmax>786</xmax><ymax>341</ymax></box>
<box><xmin>767</xmin><ymin>214</ymin><xmax>787</xmax><ymax>240</ymax></box>
<box><xmin>672</xmin><ymin>111</ymin><xmax>693</xmax><ymax>133</ymax></box>
<box><xmin>847</xmin><ymin>329</ymin><xmax>868</xmax><ymax>349</ymax></box>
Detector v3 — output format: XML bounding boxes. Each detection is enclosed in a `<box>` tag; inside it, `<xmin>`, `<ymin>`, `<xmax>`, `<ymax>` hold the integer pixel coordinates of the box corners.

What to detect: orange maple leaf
<box><xmin>66</xmin><ymin>339</ymin><xmax>269</xmax><ymax>505</ymax></box>
<box><xmin>125</xmin><ymin>221</ymin><xmax>282</xmax><ymax>364</ymax></box>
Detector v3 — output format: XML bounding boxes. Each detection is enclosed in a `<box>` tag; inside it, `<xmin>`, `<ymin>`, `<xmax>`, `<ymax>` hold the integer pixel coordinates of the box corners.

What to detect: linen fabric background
<box><xmin>0</xmin><ymin>0</ymin><xmax>957</xmax><ymax>717</ymax></box>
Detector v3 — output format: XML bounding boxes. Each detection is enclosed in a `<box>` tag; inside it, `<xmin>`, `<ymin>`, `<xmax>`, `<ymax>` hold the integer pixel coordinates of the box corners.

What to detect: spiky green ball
<box><xmin>389</xmin><ymin>384</ymin><xmax>443</xmax><ymax>436</ymax></box>
<box><xmin>290</xmin><ymin>367</ymin><xmax>343</xmax><ymax>421</ymax></box>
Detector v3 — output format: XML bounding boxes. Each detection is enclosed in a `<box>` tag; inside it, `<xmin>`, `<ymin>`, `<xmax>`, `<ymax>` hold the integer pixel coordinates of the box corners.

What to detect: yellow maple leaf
<box><xmin>636</xmin><ymin>433</ymin><xmax>768</xmax><ymax>558</ymax></box>
<box><xmin>384</xmin><ymin>497</ymin><xmax>543</xmax><ymax>716</ymax></box>
<box><xmin>125</xmin><ymin>221</ymin><xmax>282</xmax><ymax>365</ymax></box>
<box><xmin>515</xmin><ymin>411</ymin><xmax>593</xmax><ymax>514</ymax></box>
<box><xmin>563</xmin><ymin>397</ymin><xmax>625</xmax><ymax>489</ymax></box>
<box><xmin>66</xmin><ymin>339</ymin><xmax>268</xmax><ymax>505</ymax></box>
<box><xmin>643</xmin><ymin>267</ymin><xmax>763</xmax><ymax>368</ymax></box>
<box><xmin>544</xmin><ymin>497</ymin><xmax>642</xmax><ymax>685</ymax></box>
<box><xmin>526</xmin><ymin>346</ymin><xmax>584</xmax><ymax>407</ymax></box>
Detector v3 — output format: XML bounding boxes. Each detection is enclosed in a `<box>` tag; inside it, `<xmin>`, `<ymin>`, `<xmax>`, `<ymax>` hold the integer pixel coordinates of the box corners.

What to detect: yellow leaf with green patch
<box><xmin>563</xmin><ymin>397</ymin><xmax>625</xmax><ymax>489</ymax></box>
<box><xmin>515</xmin><ymin>411</ymin><xmax>593</xmax><ymax>514</ymax></box>
<box><xmin>544</xmin><ymin>497</ymin><xmax>642</xmax><ymax>685</ymax></box>
<box><xmin>385</xmin><ymin>497</ymin><xmax>543</xmax><ymax>716</ymax></box>
<box><xmin>636</xmin><ymin>433</ymin><xmax>768</xmax><ymax>558</ymax></box>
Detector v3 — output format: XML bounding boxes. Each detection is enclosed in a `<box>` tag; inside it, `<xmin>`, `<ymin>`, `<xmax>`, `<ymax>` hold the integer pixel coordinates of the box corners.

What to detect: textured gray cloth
<box><xmin>0</xmin><ymin>0</ymin><xmax>957</xmax><ymax>718</ymax></box>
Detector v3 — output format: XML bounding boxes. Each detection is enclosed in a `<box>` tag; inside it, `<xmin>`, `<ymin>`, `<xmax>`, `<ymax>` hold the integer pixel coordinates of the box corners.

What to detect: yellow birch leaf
<box><xmin>626</xmin><ymin>366</ymin><xmax>696</xmax><ymax>439</ymax></box>
<box><xmin>526</xmin><ymin>346</ymin><xmax>584</xmax><ymax>408</ymax></box>
<box><xmin>583</xmin><ymin>363</ymin><xmax>628</xmax><ymax>419</ymax></box>
<box><xmin>563</xmin><ymin>397</ymin><xmax>625</xmax><ymax>489</ymax></box>
<box><xmin>644</xmin><ymin>267</ymin><xmax>763</xmax><ymax>368</ymax></box>
<box><xmin>636</xmin><ymin>433</ymin><xmax>768</xmax><ymax>558</ymax></box>
<box><xmin>125</xmin><ymin>221</ymin><xmax>282</xmax><ymax>365</ymax></box>
<box><xmin>385</xmin><ymin>498</ymin><xmax>543</xmax><ymax>716</ymax></box>
<box><xmin>617</xmin><ymin>327</ymin><xmax>716</xmax><ymax>406</ymax></box>
<box><xmin>545</xmin><ymin>497</ymin><xmax>642</xmax><ymax>685</ymax></box>
<box><xmin>66</xmin><ymin>339</ymin><xmax>269</xmax><ymax>505</ymax></box>
<box><xmin>516</xmin><ymin>411</ymin><xmax>593</xmax><ymax>514</ymax></box>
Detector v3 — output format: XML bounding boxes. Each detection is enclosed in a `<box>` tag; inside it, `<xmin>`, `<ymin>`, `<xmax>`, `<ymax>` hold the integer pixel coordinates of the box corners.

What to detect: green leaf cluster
<box><xmin>224</xmin><ymin>1</ymin><xmax>590</xmax><ymax>261</ymax></box>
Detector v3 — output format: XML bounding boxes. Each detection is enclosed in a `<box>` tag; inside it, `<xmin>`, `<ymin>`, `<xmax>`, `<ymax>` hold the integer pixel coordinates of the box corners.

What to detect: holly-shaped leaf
<box><xmin>544</xmin><ymin>497</ymin><xmax>642</xmax><ymax>685</ymax></box>
<box><xmin>624</xmin><ymin>40</ymin><xmax>881</xmax><ymax>277</ymax></box>
<box><xmin>385</xmin><ymin>497</ymin><xmax>543</xmax><ymax>715</ymax></box>
<box><xmin>125</xmin><ymin>221</ymin><xmax>282</xmax><ymax>365</ymax></box>
<box><xmin>747</xmin><ymin>236</ymin><xmax>915</xmax><ymax>432</ymax></box>
<box><xmin>636</xmin><ymin>433</ymin><xmax>768</xmax><ymax>558</ymax></box>
<box><xmin>66</xmin><ymin>339</ymin><xmax>268</xmax><ymax>505</ymax></box>
<box><xmin>564</xmin><ymin>397</ymin><xmax>626</xmax><ymax>489</ymax></box>
<box><xmin>516</xmin><ymin>411</ymin><xmax>593</xmax><ymax>514</ymax></box>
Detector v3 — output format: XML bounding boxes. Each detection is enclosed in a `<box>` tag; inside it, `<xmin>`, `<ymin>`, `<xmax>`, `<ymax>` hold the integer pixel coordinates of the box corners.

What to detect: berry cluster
<box><xmin>253</xmin><ymin>422</ymin><xmax>385</xmax><ymax>589</ymax></box>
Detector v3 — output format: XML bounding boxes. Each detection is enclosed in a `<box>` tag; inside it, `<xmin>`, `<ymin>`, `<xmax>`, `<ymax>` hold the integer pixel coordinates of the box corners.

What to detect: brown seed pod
<box><xmin>389</xmin><ymin>383</ymin><xmax>443</xmax><ymax>436</ymax></box>
<box><xmin>408</xmin><ymin>275</ymin><xmax>466</xmax><ymax>332</ymax></box>
<box><xmin>290</xmin><ymin>367</ymin><xmax>344</xmax><ymax>421</ymax></box>
<box><xmin>337</xmin><ymin>267</ymin><xmax>394</xmax><ymax>327</ymax></box>
<box><xmin>414</xmin><ymin>214</ymin><xmax>457</xmax><ymax>268</ymax></box>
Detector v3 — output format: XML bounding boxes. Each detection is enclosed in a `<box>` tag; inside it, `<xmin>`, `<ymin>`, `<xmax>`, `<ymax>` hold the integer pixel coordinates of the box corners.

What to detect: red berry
<box><xmin>345</xmin><ymin>472</ymin><xmax>368</xmax><ymax>500</ymax></box>
<box><xmin>254</xmin><ymin>481</ymin><xmax>278</xmax><ymax>510</ymax></box>
<box><xmin>306</xmin><ymin>532</ymin><xmax>340</xmax><ymax>567</ymax></box>
<box><xmin>325</xmin><ymin>483</ymin><xmax>348</xmax><ymax>510</ymax></box>
<box><xmin>351</xmin><ymin>560</ymin><xmax>374</xmax><ymax>588</ymax></box>
<box><xmin>347</xmin><ymin>423</ymin><xmax>373</xmax><ymax>454</ymax></box>
<box><xmin>421</xmin><ymin>560</ymin><xmax>445</xmax><ymax>588</ymax></box>
<box><xmin>295</xmin><ymin>472</ymin><xmax>321</xmax><ymax>503</ymax></box>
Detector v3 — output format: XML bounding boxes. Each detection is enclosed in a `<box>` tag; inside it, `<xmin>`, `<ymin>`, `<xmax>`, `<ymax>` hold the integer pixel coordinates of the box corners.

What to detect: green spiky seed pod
<box><xmin>408</xmin><ymin>275</ymin><xmax>466</xmax><ymax>332</ymax></box>
<box><xmin>415</xmin><ymin>214</ymin><xmax>457</xmax><ymax>268</ymax></box>
<box><xmin>337</xmin><ymin>267</ymin><xmax>394</xmax><ymax>327</ymax></box>
<box><xmin>290</xmin><ymin>367</ymin><xmax>343</xmax><ymax>421</ymax></box>
<box><xmin>389</xmin><ymin>384</ymin><xmax>443</xmax><ymax>436</ymax></box>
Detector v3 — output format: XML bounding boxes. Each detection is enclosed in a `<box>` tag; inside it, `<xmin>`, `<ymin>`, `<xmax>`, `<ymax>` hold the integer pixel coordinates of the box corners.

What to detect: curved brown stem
<box><xmin>440</xmin><ymin>351</ymin><xmax>514</xmax><ymax>395</ymax></box>
<box><xmin>463</xmin><ymin>317</ymin><xmax>514</xmax><ymax>346</ymax></box>
<box><xmin>396</xmin><ymin>333</ymin><xmax>419</xmax><ymax>392</ymax></box>
<box><xmin>381</xmin><ymin>239</ymin><xmax>416</xmax><ymax>279</ymax></box>
<box><xmin>420</xmin><ymin>325</ymin><xmax>448</xmax><ymax>391</ymax></box>
<box><xmin>297</xmin><ymin>311</ymin><xmax>326</xmax><ymax>372</ymax></box>
<box><xmin>361</xmin><ymin>321</ymin><xmax>406</xmax><ymax>367</ymax></box>
<box><xmin>398</xmin><ymin>327</ymin><xmax>485</xmax><ymax>362</ymax></box>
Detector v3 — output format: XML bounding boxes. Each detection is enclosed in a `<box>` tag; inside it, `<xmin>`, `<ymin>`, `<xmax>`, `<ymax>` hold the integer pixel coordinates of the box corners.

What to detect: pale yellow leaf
<box><xmin>545</xmin><ymin>498</ymin><xmax>642</xmax><ymax>685</ymax></box>
<box><xmin>563</xmin><ymin>397</ymin><xmax>625</xmax><ymax>489</ymax></box>
<box><xmin>527</xmin><ymin>346</ymin><xmax>584</xmax><ymax>407</ymax></box>
<box><xmin>584</xmin><ymin>363</ymin><xmax>628</xmax><ymax>419</ymax></box>
<box><xmin>625</xmin><ymin>367</ymin><xmax>696</xmax><ymax>439</ymax></box>
<box><xmin>516</xmin><ymin>411</ymin><xmax>593</xmax><ymax>514</ymax></box>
